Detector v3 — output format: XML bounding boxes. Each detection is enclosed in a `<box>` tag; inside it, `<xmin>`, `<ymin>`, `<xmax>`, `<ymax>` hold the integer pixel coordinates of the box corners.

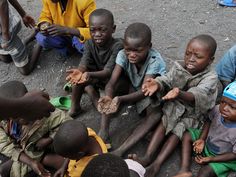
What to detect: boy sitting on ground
<box><xmin>31</xmin><ymin>0</ymin><xmax>96</xmax><ymax>58</ymax></box>
<box><xmin>174</xmin><ymin>81</ymin><xmax>236</xmax><ymax>177</ymax></box>
<box><xmin>66</xmin><ymin>8</ymin><xmax>123</xmax><ymax>117</ymax></box>
<box><xmin>97</xmin><ymin>22</ymin><xmax>166</xmax><ymax>142</ymax></box>
<box><xmin>132</xmin><ymin>34</ymin><xmax>218</xmax><ymax>177</ymax></box>
<box><xmin>53</xmin><ymin>120</ymin><xmax>107</xmax><ymax>177</ymax></box>
<box><xmin>0</xmin><ymin>0</ymin><xmax>38</xmax><ymax>75</ymax></box>
<box><xmin>0</xmin><ymin>81</ymin><xmax>71</xmax><ymax>177</ymax></box>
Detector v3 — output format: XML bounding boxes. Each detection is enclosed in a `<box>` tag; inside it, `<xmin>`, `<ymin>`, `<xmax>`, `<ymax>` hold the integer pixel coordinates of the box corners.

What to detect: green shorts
<box><xmin>188</xmin><ymin>128</ymin><xmax>236</xmax><ymax>177</ymax></box>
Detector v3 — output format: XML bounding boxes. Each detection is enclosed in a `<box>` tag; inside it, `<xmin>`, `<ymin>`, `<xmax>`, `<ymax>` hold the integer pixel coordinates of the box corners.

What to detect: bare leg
<box><xmin>84</xmin><ymin>85</ymin><xmax>100</xmax><ymax>108</ymax></box>
<box><xmin>197</xmin><ymin>165</ymin><xmax>216</xmax><ymax>177</ymax></box>
<box><xmin>145</xmin><ymin>134</ymin><xmax>180</xmax><ymax>177</ymax></box>
<box><xmin>174</xmin><ymin>132</ymin><xmax>193</xmax><ymax>177</ymax></box>
<box><xmin>17</xmin><ymin>43</ymin><xmax>42</xmax><ymax>75</ymax></box>
<box><xmin>23</xmin><ymin>30</ymin><xmax>37</xmax><ymax>46</ymax></box>
<box><xmin>128</xmin><ymin>121</ymin><xmax>166</xmax><ymax>167</ymax></box>
<box><xmin>98</xmin><ymin>114</ymin><xmax>111</xmax><ymax>142</ymax></box>
<box><xmin>0</xmin><ymin>159</ymin><xmax>13</xmax><ymax>177</ymax></box>
<box><xmin>69</xmin><ymin>84</ymin><xmax>85</xmax><ymax>117</ymax></box>
<box><xmin>41</xmin><ymin>153</ymin><xmax>65</xmax><ymax>170</ymax></box>
<box><xmin>111</xmin><ymin>109</ymin><xmax>162</xmax><ymax>157</ymax></box>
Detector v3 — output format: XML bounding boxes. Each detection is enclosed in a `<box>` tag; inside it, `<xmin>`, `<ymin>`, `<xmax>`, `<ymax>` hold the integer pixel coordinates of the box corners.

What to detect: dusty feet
<box><xmin>173</xmin><ymin>171</ymin><xmax>192</xmax><ymax>177</ymax></box>
<box><xmin>128</xmin><ymin>154</ymin><xmax>151</xmax><ymax>167</ymax></box>
<box><xmin>144</xmin><ymin>164</ymin><xmax>160</xmax><ymax>177</ymax></box>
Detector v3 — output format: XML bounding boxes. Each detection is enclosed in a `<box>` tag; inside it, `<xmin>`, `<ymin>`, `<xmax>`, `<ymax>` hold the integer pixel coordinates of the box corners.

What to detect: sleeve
<box><xmin>115</xmin><ymin>50</ymin><xmax>127</xmax><ymax>69</ymax></box>
<box><xmin>215</xmin><ymin>45</ymin><xmax>236</xmax><ymax>82</ymax></box>
<box><xmin>77</xmin><ymin>0</ymin><xmax>96</xmax><ymax>42</ymax></box>
<box><xmin>78</xmin><ymin>41</ymin><xmax>93</xmax><ymax>68</ymax></box>
<box><xmin>146</xmin><ymin>54</ymin><xmax>166</xmax><ymax>76</ymax></box>
<box><xmin>104</xmin><ymin>41</ymin><xmax>123</xmax><ymax>73</ymax></box>
<box><xmin>0</xmin><ymin>126</ymin><xmax>22</xmax><ymax>161</ymax></box>
<box><xmin>188</xmin><ymin>71</ymin><xmax>218</xmax><ymax>114</ymax></box>
<box><xmin>46</xmin><ymin>109</ymin><xmax>72</xmax><ymax>139</ymax></box>
<box><xmin>207</xmin><ymin>105</ymin><xmax>219</xmax><ymax>121</ymax></box>
<box><xmin>38</xmin><ymin>0</ymin><xmax>53</xmax><ymax>24</ymax></box>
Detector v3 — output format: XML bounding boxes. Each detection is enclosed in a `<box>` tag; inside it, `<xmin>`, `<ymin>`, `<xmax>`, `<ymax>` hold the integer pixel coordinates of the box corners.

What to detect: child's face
<box><xmin>89</xmin><ymin>16</ymin><xmax>115</xmax><ymax>47</ymax></box>
<box><xmin>219</xmin><ymin>96</ymin><xmax>236</xmax><ymax>122</ymax></box>
<box><xmin>124</xmin><ymin>37</ymin><xmax>151</xmax><ymax>65</ymax></box>
<box><xmin>184</xmin><ymin>39</ymin><xmax>213</xmax><ymax>75</ymax></box>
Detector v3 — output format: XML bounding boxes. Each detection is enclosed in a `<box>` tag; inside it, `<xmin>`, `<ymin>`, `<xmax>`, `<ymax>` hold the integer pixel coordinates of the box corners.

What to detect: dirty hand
<box><xmin>66</xmin><ymin>69</ymin><xmax>83</xmax><ymax>85</ymax></box>
<box><xmin>105</xmin><ymin>96</ymin><xmax>121</xmax><ymax>114</ymax></box>
<box><xmin>22</xmin><ymin>14</ymin><xmax>35</xmax><ymax>28</ymax></box>
<box><xmin>47</xmin><ymin>24</ymin><xmax>68</xmax><ymax>36</ymax></box>
<box><xmin>97</xmin><ymin>96</ymin><xmax>112</xmax><ymax>114</ymax></box>
<box><xmin>77</xmin><ymin>72</ymin><xmax>90</xmax><ymax>84</ymax></box>
<box><xmin>162</xmin><ymin>87</ymin><xmax>180</xmax><ymax>100</ymax></box>
<box><xmin>19</xmin><ymin>91</ymin><xmax>55</xmax><ymax>121</ymax></box>
<box><xmin>142</xmin><ymin>78</ymin><xmax>158</xmax><ymax>96</ymax></box>
<box><xmin>194</xmin><ymin>155</ymin><xmax>211</xmax><ymax>164</ymax></box>
<box><xmin>193</xmin><ymin>139</ymin><xmax>205</xmax><ymax>154</ymax></box>
<box><xmin>30</xmin><ymin>161</ymin><xmax>51</xmax><ymax>177</ymax></box>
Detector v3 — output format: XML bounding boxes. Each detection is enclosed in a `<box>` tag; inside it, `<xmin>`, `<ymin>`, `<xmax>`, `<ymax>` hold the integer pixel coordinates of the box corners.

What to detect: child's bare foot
<box><xmin>173</xmin><ymin>171</ymin><xmax>192</xmax><ymax>177</ymax></box>
<box><xmin>145</xmin><ymin>164</ymin><xmax>160</xmax><ymax>177</ymax></box>
<box><xmin>110</xmin><ymin>149</ymin><xmax>123</xmax><ymax>157</ymax></box>
<box><xmin>69</xmin><ymin>107</ymin><xmax>83</xmax><ymax>118</ymax></box>
<box><xmin>128</xmin><ymin>154</ymin><xmax>151</xmax><ymax>167</ymax></box>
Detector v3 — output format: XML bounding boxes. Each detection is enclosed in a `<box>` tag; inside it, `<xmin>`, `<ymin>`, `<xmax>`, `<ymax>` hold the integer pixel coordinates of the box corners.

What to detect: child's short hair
<box><xmin>81</xmin><ymin>153</ymin><xmax>130</xmax><ymax>177</ymax></box>
<box><xmin>190</xmin><ymin>34</ymin><xmax>217</xmax><ymax>58</ymax></box>
<box><xmin>53</xmin><ymin>120</ymin><xmax>88</xmax><ymax>157</ymax></box>
<box><xmin>124</xmin><ymin>23</ymin><xmax>152</xmax><ymax>46</ymax></box>
<box><xmin>0</xmin><ymin>81</ymin><xmax>27</xmax><ymax>98</ymax></box>
<box><xmin>89</xmin><ymin>8</ymin><xmax>114</xmax><ymax>26</ymax></box>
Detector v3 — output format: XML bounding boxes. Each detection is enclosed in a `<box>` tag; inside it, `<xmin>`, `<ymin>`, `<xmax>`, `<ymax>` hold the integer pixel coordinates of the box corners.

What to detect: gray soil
<box><xmin>3</xmin><ymin>0</ymin><xmax>236</xmax><ymax>176</ymax></box>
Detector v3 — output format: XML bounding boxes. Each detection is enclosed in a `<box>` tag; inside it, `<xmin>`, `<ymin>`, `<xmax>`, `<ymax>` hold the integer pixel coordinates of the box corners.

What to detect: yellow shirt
<box><xmin>66</xmin><ymin>128</ymin><xmax>108</xmax><ymax>177</ymax></box>
<box><xmin>39</xmin><ymin>0</ymin><xmax>96</xmax><ymax>42</ymax></box>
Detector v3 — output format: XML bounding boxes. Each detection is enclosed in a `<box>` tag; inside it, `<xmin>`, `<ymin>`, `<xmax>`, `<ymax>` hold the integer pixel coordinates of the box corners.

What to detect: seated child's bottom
<box><xmin>188</xmin><ymin>128</ymin><xmax>236</xmax><ymax>177</ymax></box>
<box><xmin>35</xmin><ymin>33</ymin><xmax>84</xmax><ymax>56</ymax></box>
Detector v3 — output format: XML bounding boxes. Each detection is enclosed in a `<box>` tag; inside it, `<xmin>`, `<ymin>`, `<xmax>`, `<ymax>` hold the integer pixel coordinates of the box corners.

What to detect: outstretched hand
<box><xmin>22</xmin><ymin>14</ymin><xmax>35</xmax><ymax>28</ymax></box>
<box><xmin>19</xmin><ymin>91</ymin><xmax>55</xmax><ymax>121</ymax></box>
<box><xmin>142</xmin><ymin>78</ymin><xmax>159</xmax><ymax>96</ymax></box>
<box><xmin>194</xmin><ymin>155</ymin><xmax>211</xmax><ymax>164</ymax></box>
<box><xmin>97</xmin><ymin>96</ymin><xmax>112</xmax><ymax>114</ymax></box>
<box><xmin>193</xmin><ymin>139</ymin><xmax>205</xmax><ymax>154</ymax></box>
<box><xmin>66</xmin><ymin>69</ymin><xmax>83</xmax><ymax>85</ymax></box>
<box><xmin>162</xmin><ymin>87</ymin><xmax>180</xmax><ymax>100</ymax></box>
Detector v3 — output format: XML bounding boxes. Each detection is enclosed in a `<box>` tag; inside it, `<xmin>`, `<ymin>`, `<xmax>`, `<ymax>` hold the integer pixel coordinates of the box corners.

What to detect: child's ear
<box><xmin>209</xmin><ymin>56</ymin><xmax>215</xmax><ymax>64</ymax></box>
<box><xmin>112</xmin><ymin>25</ymin><xmax>116</xmax><ymax>33</ymax></box>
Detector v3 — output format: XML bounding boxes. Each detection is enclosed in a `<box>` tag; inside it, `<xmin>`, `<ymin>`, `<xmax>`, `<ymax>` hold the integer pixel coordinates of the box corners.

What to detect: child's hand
<box><xmin>53</xmin><ymin>166</ymin><xmax>67</xmax><ymax>177</ymax></box>
<box><xmin>47</xmin><ymin>24</ymin><xmax>69</xmax><ymax>37</ymax></box>
<box><xmin>97</xmin><ymin>96</ymin><xmax>112</xmax><ymax>114</ymax></box>
<box><xmin>162</xmin><ymin>87</ymin><xmax>180</xmax><ymax>100</ymax></box>
<box><xmin>66</xmin><ymin>69</ymin><xmax>83</xmax><ymax>85</ymax></box>
<box><xmin>77</xmin><ymin>72</ymin><xmax>90</xmax><ymax>84</ymax></box>
<box><xmin>193</xmin><ymin>139</ymin><xmax>205</xmax><ymax>154</ymax></box>
<box><xmin>194</xmin><ymin>155</ymin><xmax>212</xmax><ymax>164</ymax></box>
<box><xmin>22</xmin><ymin>14</ymin><xmax>35</xmax><ymax>28</ymax></box>
<box><xmin>36</xmin><ymin>137</ymin><xmax>53</xmax><ymax>151</ymax></box>
<box><xmin>142</xmin><ymin>78</ymin><xmax>158</xmax><ymax>96</ymax></box>
<box><xmin>105</xmin><ymin>96</ymin><xmax>121</xmax><ymax>114</ymax></box>
<box><xmin>30</xmin><ymin>161</ymin><xmax>51</xmax><ymax>177</ymax></box>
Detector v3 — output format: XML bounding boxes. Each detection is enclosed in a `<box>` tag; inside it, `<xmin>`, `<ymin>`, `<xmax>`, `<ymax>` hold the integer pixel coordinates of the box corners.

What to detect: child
<box><xmin>98</xmin><ymin>22</ymin><xmax>166</xmax><ymax>142</ymax></box>
<box><xmin>32</xmin><ymin>0</ymin><xmax>96</xmax><ymax>58</ymax></box>
<box><xmin>174</xmin><ymin>81</ymin><xmax>236</xmax><ymax>177</ymax></box>
<box><xmin>81</xmin><ymin>154</ymin><xmax>131</xmax><ymax>177</ymax></box>
<box><xmin>0</xmin><ymin>0</ymin><xmax>38</xmax><ymax>75</ymax></box>
<box><xmin>53</xmin><ymin>120</ymin><xmax>108</xmax><ymax>177</ymax></box>
<box><xmin>216</xmin><ymin>45</ymin><xmax>236</xmax><ymax>90</ymax></box>
<box><xmin>66</xmin><ymin>8</ymin><xmax>123</xmax><ymax>117</ymax></box>
<box><xmin>0</xmin><ymin>81</ymin><xmax>71</xmax><ymax>177</ymax></box>
<box><xmin>129</xmin><ymin>34</ymin><xmax>218</xmax><ymax>177</ymax></box>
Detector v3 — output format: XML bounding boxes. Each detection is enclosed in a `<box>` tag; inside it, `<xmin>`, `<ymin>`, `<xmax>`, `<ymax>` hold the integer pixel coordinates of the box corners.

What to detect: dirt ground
<box><xmin>2</xmin><ymin>0</ymin><xmax>236</xmax><ymax>176</ymax></box>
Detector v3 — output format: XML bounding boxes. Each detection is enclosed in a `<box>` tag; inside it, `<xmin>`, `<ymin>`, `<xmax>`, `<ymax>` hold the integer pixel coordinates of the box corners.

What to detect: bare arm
<box><xmin>8</xmin><ymin>0</ymin><xmax>26</xmax><ymax>17</ymax></box>
<box><xmin>86</xmin><ymin>69</ymin><xmax>111</xmax><ymax>80</ymax></box>
<box><xmin>178</xmin><ymin>90</ymin><xmax>195</xmax><ymax>105</ymax></box>
<box><xmin>210</xmin><ymin>153</ymin><xmax>236</xmax><ymax>162</ymax></box>
<box><xmin>0</xmin><ymin>0</ymin><xmax>10</xmax><ymax>42</ymax></box>
<box><xmin>105</xmin><ymin>64</ymin><xmax>123</xmax><ymax>98</ymax></box>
